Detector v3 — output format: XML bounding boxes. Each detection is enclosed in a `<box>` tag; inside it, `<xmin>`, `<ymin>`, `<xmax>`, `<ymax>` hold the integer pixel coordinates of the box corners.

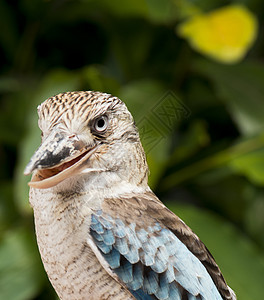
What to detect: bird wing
<box><xmin>88</xmin><ymin>192</ymin><xmax>234</xmax><ymax>300</ymax></box>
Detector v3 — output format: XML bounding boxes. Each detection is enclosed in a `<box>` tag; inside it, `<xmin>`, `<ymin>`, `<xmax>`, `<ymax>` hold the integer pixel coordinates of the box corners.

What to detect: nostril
<box><xmin>68</xmin><ymin>134</ymin><xmax>76</xmax><ymax>139</ymax></box>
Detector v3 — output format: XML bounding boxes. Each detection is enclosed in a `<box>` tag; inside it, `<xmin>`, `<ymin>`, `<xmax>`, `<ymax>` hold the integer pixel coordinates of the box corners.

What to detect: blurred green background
<box><xmin>1</xmin><ymin>0</ymin><xmax>264</xmax><ymax>299</ymax></box>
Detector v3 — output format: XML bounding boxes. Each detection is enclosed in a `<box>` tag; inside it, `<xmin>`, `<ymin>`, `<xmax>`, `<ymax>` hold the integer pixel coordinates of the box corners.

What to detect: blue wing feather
<box><xmin>115</xmin><ymin>257</ymin><xmax>133</xmax><ymax>283</ymax></box>
<box><xmin>101</xmin><ymin>228</ymin><xmax>115</xmax><ymax>245</ymax></box>
<box><xmin>104</xmin><ymin>248</ymin><xmax>120</xmax><ymax>268</ymax></box>
<box><xmin>130</xmin><ymin>288</ymin><xmax>155</xmax><ymax>300</ymax></box>
<box><xmin>90</xmin><ymin>209</ymin><xmax>223</xmax><ymax>300</ymax></box>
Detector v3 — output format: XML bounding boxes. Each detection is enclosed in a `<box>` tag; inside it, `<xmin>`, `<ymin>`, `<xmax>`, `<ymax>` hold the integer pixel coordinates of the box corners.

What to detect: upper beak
<box><xmin>24</xmin><ymin>129</ymin><xmax>96</xmax><ymax>189</ymax></box>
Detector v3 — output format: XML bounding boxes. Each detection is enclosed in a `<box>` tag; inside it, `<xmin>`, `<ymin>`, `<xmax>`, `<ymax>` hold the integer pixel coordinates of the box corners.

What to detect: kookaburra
<box><xmin>24</xmin><ymin>91</ymin><xmax>236</xmax><ymax>300</ymax></box>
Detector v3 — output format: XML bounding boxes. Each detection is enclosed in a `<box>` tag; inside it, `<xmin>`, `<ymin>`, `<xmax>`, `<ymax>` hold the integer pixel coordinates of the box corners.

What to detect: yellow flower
<box><xmin>177</xmin><ymin>5</ymin><xmax>258</xmax><ymax>63</ymax></box>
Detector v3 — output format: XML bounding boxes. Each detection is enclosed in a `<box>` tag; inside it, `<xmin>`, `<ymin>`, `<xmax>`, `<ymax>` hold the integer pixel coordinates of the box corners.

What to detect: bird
<box><xmin>24</xmin><ymin>91</ymin><xmax>236</xmax><ymax>300</ymax></box>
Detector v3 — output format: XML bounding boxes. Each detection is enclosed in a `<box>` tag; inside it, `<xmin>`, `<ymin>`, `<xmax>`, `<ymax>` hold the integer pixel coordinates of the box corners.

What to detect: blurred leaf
<box><xmin>0</xmin><ymin>182</ymin><xmax>18</xmax><ymax>233</ymax></box>
<box><xmin>174</xmin><ymin>0</ymin><xmax>202</xmax><ymax>19</ymax></box>
<box><xmin>81</xmin><ymin>0</ymin><xmax>177</xmax><ymax>23</ymax></box>
<box><xmin>0</xmin><ymin>90</ymin><xmax>35</xmax><ymax>146</ymax></box>
<box><xmin>178</xmin><ymin>4</ymin><xmax>258</xmax><ymax>63</ymax></box>
<box><xmin>166</xmin><ymin>203</ymin><xmax>264</xmax><ymax>300</ymax></box>
<box><xmin>15</xmin><ymin>69</ymin><xmax>81</xmax><ymax>214</ymax></box>
<box><xmin>0</xmin><ymin>227</ymin><xmax>45</xmax><ymax>300</ymax></box>
<box><xmin>0</xmin><ymin>1</ymin><xmax>18</xmax><ymax>59</ymax></box>
<box><xmin>19</xmin><ymin>0</ymin><xmax>48</xmax><ymax>19</ymax></box>
<box><xmin>0</xmin><ymin>77</ymin><xmax>20</xmax><ymax>93</ymax></box>
<box><xmin>81</xmin><ymin>65</ymin><xmax>120</xmax><ymax>95</ymax></box>
<box><xmin>145</xmin><ymin>0</ymin><xmax>177</xmax><ymax>23</ymax></box>
<box><xmin>195</xmin><ymin>172</ymin><xmax>252</xmax><ymax>223</ymax></box>
<box><xmin>170</xmin><ymin>120</ymin><xmax>210</xmax><ymax>165</ymax></box>
<box><xmin>245</xmin><ymin>191</ymin><xmax>264</xmax><ymax>247</ymax></box>
<box><xmin>107</xmin><ymin>20</ymin><xmax>154</xmax><ymax>79</ymax></box>
<box><xmin>178</xmin><ymin>0</ymin><xmax>232</xmax><ymax>13</ymax></box>
<box><xmin>230</xmin><ymin>148</ymin><xmax>264</xmax><ymax>185</ymax></box>
<box><xmin>194</xmin><ymin>59</ymin><xmax>264</xmax><ymax>135</ymax></box>
<box><xmin>91</xmin><ymin>0</ymin><xmax>147</xmax><ymax>18</ymax></box>
<box><xmin>162</xmin><ymin>132</ymin><xmax>264</xmax><ymax>188</ymax></box>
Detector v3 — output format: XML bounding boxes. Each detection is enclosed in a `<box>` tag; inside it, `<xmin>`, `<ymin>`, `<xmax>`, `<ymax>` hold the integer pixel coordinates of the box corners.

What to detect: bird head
<box><xmin>24</xmin><ymin>91</ymin><xmax>148</xmax><ymax>190</ymax></box>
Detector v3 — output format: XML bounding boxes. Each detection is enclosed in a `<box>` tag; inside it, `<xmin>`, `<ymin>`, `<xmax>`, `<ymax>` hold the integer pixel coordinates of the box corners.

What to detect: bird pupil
<box><xmin>97</xmin><ymin>118</ymin><xmax>105</xmax><ymax>128</ymax></box>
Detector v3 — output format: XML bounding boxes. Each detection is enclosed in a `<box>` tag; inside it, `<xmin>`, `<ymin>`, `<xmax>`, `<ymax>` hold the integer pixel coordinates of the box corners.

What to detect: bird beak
<box><xmin>24</xmin><ymin>129</ymin><xmax>97</xmax><ymax>189</ymax></box>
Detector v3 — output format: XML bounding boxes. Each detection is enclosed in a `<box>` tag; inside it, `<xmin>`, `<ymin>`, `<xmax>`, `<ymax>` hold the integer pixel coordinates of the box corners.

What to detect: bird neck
<box><xmin>29</xmin><ymin>169</ymin><xmax>150</xmax><ymax>214</ymax></box>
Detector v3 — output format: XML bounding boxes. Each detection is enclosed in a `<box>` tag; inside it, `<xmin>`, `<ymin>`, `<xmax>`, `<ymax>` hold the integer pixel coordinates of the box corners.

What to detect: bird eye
<box><xmin>94</xmin><ymin>115</ymin><xmax>108</xmax><ymax>133</ymax></box>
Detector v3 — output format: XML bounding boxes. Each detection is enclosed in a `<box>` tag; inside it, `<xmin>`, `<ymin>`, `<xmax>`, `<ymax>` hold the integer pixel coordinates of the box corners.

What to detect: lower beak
<box><xmin>24</xmin><ymin>130</ymin><xmax>96</xmax><ymax>189</ymax></box>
